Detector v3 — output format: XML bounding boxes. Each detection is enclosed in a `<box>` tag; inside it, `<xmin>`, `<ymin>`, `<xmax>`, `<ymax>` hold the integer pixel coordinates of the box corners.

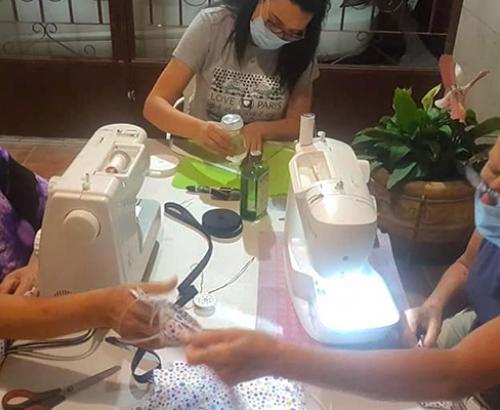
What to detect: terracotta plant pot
<box><xmin>370</xmin><ymin>168</ymin><xmax>475</xmax><ymax>262</ymax></box>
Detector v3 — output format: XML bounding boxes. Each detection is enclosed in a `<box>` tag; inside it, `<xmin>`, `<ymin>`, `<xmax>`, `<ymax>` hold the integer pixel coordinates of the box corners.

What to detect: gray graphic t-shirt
<box><xmin>173</xmin><ymin>7</ymin><xmax>319</xmax><ymax>123</ymax></box>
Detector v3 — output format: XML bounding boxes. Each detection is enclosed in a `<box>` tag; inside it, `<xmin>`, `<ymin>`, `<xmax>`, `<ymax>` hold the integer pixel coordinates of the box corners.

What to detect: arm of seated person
<box><xmin>0</xmin><ymin>280</ymin><xmax>176</xmax><ymax>350</ymax></box>
<box><xmin>143</xmin><ymin>58</ymin><xmax>232</xmax><ymax>155</ymax></box>
<box><xmin>242</xmin><ymin>84</ymin><xmax>313</xmax><ymax>152</ymax></box>
<box><xmin>186</xmin><ymin>317</ymin><xmax>500</xmax><ymax>402</ymax></box>
<box><xmin>405</xmin><ymin>230</ymin><xmax>483</xmax><ymax>347</ymax></box>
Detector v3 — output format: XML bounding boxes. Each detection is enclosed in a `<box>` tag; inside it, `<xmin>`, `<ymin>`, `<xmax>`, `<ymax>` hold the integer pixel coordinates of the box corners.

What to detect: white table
<box><xmin>0</xmin><ymin>140</ymin><xmax>421</xmax><ymax>409</ymax></box>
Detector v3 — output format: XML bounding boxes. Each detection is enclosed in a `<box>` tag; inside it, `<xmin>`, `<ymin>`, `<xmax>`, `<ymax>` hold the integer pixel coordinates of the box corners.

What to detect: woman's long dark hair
<box><xmin>220</xmin><ymin>0</ymin><xmax>330</xmax><ymax>91</ymax></box>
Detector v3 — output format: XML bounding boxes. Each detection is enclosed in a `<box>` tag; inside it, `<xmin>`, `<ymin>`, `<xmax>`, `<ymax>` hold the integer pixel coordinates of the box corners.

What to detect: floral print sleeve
<box><xmin>0</xmin><ymin>147</ymin><xmax>48</xmax><ymax>366</ymax></box>
<box><xmin>0</xmin><ymin>147</ymin><xmax>48</xmax><ymax>280</ymax></box>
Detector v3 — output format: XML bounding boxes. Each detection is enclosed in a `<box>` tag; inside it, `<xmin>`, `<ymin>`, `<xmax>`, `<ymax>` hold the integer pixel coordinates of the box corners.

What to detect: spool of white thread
<box><xmin>105</xmin><ymin>151</ymin><xmax>130</xmax><ymax>174</ymax></box>
<box><xmin>299</xmin><ymin>113</ymin><xmax>315</xmax><ymax>147</ymax></box>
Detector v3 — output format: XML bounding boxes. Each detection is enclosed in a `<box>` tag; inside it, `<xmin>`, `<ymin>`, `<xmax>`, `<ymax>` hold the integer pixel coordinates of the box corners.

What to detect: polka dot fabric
<box><xmin>132</xmin><ymin>362</ymin><xmax>306</xmax><ymax>410</ymax></box>
<box><xmin>159</xmin><ymin>304</ymin><xmax>202</xmax><ymax>346</ymax></box>
<box><xmin>125</xmin><ymin>289</ymin><xmax>201</xmax><ymax>347</ymax></box>
<box><xmin>237</xmin><ymin>378</ymin><xmax>305</xmax><ymax>410</ymax></box>
<box><xmin>133</xmin><ymin>362</ymin><xmax>244</xmax><ymax>410</ymax></box>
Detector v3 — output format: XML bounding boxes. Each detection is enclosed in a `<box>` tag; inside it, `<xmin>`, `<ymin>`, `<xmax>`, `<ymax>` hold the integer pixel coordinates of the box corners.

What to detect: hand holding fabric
<box><xmin>110</xmin><ymin>279</ymin><xmax>185</xmax><ymax>350</ymax></box>
<box><xmin>185</xmin><ymin>329</ymin><xmax>278</xmax><ymax>385</ymax></box>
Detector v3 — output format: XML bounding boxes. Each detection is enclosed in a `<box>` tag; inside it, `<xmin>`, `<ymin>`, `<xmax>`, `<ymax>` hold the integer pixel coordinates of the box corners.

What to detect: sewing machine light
<box><xmin>315</xmin><ymin>265</ymin><xmax>400</xmax><ymax>333</ymax></box>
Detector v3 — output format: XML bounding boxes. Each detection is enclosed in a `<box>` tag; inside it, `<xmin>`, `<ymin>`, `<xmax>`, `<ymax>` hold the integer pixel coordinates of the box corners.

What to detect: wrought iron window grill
<box><xmin>0</xmin><ymin>0</ymin><xmax>461</xmax><ymax>65</ymax></box>
<box><xmin>0</xmin><ymin>0</ymin><xmax>110</xmax><ymax>57</ymax></box>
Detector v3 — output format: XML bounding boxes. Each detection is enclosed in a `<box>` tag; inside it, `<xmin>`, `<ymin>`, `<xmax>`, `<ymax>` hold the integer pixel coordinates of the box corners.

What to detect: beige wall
<box><xmin>454</xmin><ymin>0</ymin><xmax>500</xmax><ymax>120</ymax></box>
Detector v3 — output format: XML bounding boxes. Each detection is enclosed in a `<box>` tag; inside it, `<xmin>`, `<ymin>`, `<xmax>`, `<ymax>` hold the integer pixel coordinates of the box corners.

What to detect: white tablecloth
<box><xmin>0</xmin><ymin>140</ymin><xmax>419</xmax><ymax>409</ymax></box>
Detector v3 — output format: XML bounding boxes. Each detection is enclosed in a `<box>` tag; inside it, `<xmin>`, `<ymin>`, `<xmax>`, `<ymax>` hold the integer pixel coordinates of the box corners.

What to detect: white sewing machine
<box><xmin>285</xmin><ymin>114</ymin><xmax>400</xmax><ymax>345</ymax></box>
<box><xmin>39</xmin><ymin>124</ymin><xmax>161</xmax><ymax>297</ymax></box>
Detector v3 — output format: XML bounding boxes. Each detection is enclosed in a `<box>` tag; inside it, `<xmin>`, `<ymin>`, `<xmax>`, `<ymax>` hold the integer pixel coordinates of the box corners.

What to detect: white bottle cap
<box><xmin>299</xmin><ymin>113</ymin><xmax>315</xmax><ymax>147</ymax></box>
<box><xmin>221</xmin><ymin>114</ymin><xmax>244</xmax><ymax>131</ymax></box>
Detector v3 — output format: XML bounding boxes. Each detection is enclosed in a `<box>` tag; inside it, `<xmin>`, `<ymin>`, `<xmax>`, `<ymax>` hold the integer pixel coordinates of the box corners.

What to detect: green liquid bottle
<box><xmin>240</xmin><ymin>150</ymin><xmax>269</xmax><ymax>221</ymax></box>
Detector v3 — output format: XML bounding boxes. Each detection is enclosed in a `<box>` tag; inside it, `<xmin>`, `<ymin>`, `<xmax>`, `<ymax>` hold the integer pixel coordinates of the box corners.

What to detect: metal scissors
<box><xmin>2</xmin><ymin>365</ymin><xmax>121</xmax><ymax>410</ymax></box>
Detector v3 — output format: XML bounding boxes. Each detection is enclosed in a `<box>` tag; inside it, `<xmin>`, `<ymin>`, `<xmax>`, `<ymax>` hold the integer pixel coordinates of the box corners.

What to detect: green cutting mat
<box><xmin>172</xmin><ymin>143</ymin><xmax>295</xmax><ymax>196</ymax></box>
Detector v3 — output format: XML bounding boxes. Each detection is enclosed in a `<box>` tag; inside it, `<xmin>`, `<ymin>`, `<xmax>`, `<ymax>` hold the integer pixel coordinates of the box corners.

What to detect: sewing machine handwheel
<box><xmin>63</xmin><ymin>209</ymin><xmax>100</xmax><ymax>243</ymax></box>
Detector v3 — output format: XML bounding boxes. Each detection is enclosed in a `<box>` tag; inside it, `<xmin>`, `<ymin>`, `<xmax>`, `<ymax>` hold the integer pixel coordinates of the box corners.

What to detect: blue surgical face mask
<box><xmin>475</xmin><ymin>192</ymin><xmax>500</xmax><ymax>247</ymax></box>
<box><xmin>250</xmin><ymin>16</ymin><xmax>291</xmax><ymax>50</ymax></box>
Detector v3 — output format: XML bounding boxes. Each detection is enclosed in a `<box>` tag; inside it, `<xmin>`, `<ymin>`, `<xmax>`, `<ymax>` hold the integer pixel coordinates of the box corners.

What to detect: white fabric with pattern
<box><xmin>131</xmin><ymin>361</ymin><xmax>306</xmax><ymax>410</ymax></box>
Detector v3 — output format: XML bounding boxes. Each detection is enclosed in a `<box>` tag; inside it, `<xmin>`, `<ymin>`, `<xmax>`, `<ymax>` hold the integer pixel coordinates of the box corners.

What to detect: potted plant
<box><xmin>352</xmin><ymin>86</ymin><xmax>500</xmax><ymax>261</ymax></box>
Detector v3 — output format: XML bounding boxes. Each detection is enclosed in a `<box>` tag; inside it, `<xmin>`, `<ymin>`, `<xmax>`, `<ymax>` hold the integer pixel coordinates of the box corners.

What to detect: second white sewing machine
<box><xmin>285</xmin><ymin>114</ymin><xmax>400</xmax><ymax>345</ymax></box>
<box><xmin>39</xmin><ymin>124</ymin><xmax>161</xmax><ymax>297</ymax></box>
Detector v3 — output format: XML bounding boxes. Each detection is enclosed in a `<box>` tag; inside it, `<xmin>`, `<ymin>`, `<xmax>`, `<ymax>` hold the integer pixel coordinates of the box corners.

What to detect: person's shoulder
<box><xmin>197</xmin><ymin>6</ymin><xmax>235</xmax><ymax>26</ymax></box>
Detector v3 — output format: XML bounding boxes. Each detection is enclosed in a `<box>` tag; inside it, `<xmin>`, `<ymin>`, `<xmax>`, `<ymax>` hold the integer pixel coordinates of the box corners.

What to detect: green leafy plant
<box><xmin>352</xmin><ymin>87</ymin><xmax>500</xmax><ymax>189</ymax></box>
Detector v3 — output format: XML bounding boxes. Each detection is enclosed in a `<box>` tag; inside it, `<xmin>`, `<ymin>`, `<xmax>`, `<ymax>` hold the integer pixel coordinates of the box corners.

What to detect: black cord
<box><xmin>164</xmin><ymin>202</ymin><xmax>213</xmax><ymax>308</ymax></box>
<box><xmin>7</xmin><ymin>329</ymin><xmax>96</xmax><ymax>354</ymax></box>
<box><xmin>128</xmin><ymin>202</ymin><xmax>215</xmax><ymax>385</ymax></box>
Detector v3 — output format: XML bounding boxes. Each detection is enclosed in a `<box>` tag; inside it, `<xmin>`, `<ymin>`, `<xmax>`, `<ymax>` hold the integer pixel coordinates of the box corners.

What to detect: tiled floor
<box><xmin>1</xmin><ymin>136</ymin><xmax>87</xmax><ymax>180</ymax></box>
<box><xmin>1</xmin><ymin>135</ymin><xmax>457</xmax><ymax>309</ymax></box>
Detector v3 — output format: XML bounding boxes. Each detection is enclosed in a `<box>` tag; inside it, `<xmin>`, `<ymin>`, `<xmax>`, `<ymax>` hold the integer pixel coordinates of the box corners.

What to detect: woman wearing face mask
<box><xmin>144</xmin><ymin>0</ymin><xmax>329</xmax><ymax>153</ymax></box>
<box><xmin>186</xmin><ymin>137</ymin><xmax>500</xmax><ymax>406</ymax></box>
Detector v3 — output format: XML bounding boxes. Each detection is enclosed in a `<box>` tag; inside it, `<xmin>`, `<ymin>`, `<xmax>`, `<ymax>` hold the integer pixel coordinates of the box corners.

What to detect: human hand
<box><xmin>108</xmin><ymin>279</ymin><xmax>178</xmax><ymax>350</ymax></box>
<box><xmin>481</xmin><ymin>135</ymin><xmax>500</xmax><ymax>195</ymax></box>
<box><xmin>0</xmin><ymin>255</ymin><xmax>38</xmax><ymax>295</ymax></box>
<box><xmin>405</xmin><ymin>303</ymin><xmax>443</xmax><ymax>347</ymax></box>
<box><xmin>398</xmin><ymin>310</ymin><xmax>419</xmax><ymax>348</ymax></box>
<box><xmin>196</xmin><ymin>121</ymin><xmax>234</xmax><ymax>156</ymax></box>
<box><xmin>242</xmin><ymin>123</ymin><xmax>263</xmax><ymax>152</ymax></box>
<box><xmin>185</xmin><ymin>329</ymin><xmax>279</xmax><ymax>385</ymax></box>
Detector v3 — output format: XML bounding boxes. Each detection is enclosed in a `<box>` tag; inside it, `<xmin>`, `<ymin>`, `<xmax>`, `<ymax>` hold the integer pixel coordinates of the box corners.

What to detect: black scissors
<box><xmin>2</xmin><ymin>365</ymin><xmax>121</xmax><ymax>410</ymax></box>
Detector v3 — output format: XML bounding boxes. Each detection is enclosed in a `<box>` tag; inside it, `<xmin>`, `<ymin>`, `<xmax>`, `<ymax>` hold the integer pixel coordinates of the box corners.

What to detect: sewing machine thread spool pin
<box><xmin>82</xmin><ymin>173</ymin><xmax>91</xmax><ymax>191</ymax></box>
<box><xmin>317</xmin><ymin>131</ymin><xmax>326</xmax><ymax>143</ymax></box>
